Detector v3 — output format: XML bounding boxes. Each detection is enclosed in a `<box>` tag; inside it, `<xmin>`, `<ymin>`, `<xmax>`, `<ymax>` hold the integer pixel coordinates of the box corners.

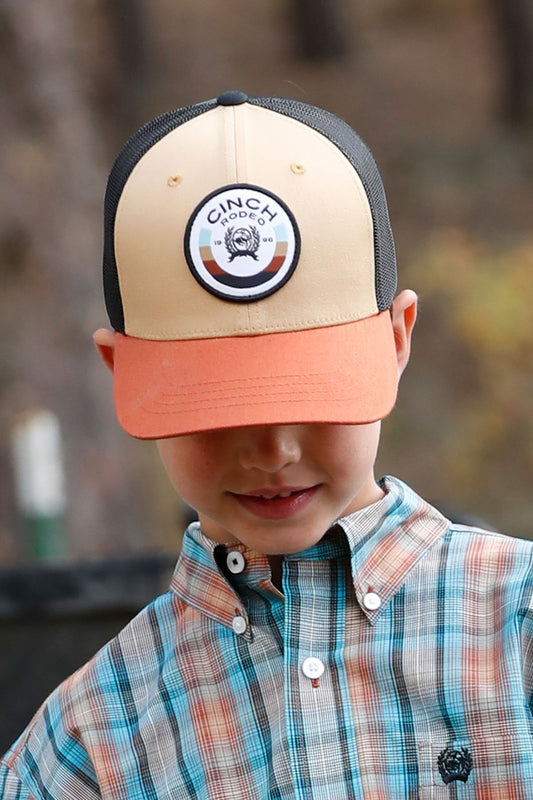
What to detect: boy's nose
<box><xmin>237</xmin><ymin>425</ymin><xmax>302</xmax><ymax>473</ymax></box>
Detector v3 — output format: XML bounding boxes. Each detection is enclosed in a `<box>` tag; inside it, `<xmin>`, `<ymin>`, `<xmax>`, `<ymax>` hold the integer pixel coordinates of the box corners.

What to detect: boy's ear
<box><xmin>390</xmin><ymin>289</ymin><xmax>418</xmax><ymax>377</ymax></box>
<box><xmin>93</xmin><ymin>328</ymin><xmax>116</xmax><ymax>373</ymax></box>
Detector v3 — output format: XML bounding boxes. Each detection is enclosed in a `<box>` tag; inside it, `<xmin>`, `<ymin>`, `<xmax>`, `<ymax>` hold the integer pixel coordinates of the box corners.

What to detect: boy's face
<box><xmin>157</xmin><ymin>422</ymin><xmax>383</xmax><ymax>555</ymax></box>
<box><xmin>95</xmin><ymin>290</ymin><xmax>417</xmax><ymax>555</ymax></box>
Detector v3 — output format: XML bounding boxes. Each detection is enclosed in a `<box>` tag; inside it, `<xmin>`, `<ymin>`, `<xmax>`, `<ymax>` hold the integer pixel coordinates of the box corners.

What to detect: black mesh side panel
<box><xmin>102</xmin><ymin>100</ymin><xmax>217</xmax><ymax>332</ymax></box>
<box><xmin>248</xmin><ymin>95</ymin><xmax>397</xmax><ymax>311</ymax></box>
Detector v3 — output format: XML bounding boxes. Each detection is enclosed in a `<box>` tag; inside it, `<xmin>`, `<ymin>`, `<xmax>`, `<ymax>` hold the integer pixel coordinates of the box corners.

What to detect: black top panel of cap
<box><xmin>217</xmin><ymin>90</ymin><xmax>248</xmax><ymax>106</ymax></box>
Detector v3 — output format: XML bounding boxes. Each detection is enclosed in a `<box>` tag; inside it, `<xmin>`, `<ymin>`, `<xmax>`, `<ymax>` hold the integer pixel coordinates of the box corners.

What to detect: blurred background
<box><xmin>0</xmin><ymin>0</ymin><xmax>532</xmax><ymax>747</ymax></box>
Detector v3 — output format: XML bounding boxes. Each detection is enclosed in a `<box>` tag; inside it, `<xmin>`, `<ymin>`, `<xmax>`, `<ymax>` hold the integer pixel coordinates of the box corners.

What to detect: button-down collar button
<box><xmin>232</xmin><ymin>615</ymin><xmax>247</xmax><ymax>635</ymax></box>
<box><xmin>226</xmin><ymin>551</ymin><xmax>246</xmax><ymax>574</ymax></box>
<box><xmin>363</xmin><ymin>590</ymin><xmax>382</xmax><ymax>611</ymax></box>
<box><xmin>302</xmin><ymin>657</ymin><xmax>325</xmax><ymax>680</ymax></box>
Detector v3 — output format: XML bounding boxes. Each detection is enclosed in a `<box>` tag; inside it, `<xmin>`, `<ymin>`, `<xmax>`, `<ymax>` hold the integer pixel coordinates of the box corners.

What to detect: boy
<box><xmin>1</xmin><ymin>90</ymin><xmax>533</xmax><ymax>798</ymax></box>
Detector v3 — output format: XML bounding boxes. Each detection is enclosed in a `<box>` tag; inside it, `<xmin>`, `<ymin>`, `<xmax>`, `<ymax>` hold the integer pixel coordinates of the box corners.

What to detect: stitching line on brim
<box><xmin>137</xmin><ymin>395</ymin><xmax>380</xmax><ymax>414</ymax></box>
<box><xmin>133</xmin><ymin>370</ymin><xmax>387</xmax><ymax>413</ymax></box>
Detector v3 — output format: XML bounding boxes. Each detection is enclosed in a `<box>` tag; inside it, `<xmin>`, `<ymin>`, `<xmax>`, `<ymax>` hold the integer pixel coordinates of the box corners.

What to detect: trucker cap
<box><xmin>102</xmin><ymin>90</ymin><xmax>398</xmax><ymax>438</ymax></box>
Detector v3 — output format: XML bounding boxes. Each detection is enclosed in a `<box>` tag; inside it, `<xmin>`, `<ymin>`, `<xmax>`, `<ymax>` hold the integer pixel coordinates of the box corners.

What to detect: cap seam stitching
<box><xmin>125</xmin><ymin>306</ymin><xmax>379</xmax><ymax>339</ymax></box>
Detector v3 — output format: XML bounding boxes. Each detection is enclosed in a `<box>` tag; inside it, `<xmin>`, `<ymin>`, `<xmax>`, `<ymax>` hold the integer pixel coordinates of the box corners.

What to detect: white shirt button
<box><xmin>226</xmin><ymin>551</ymin><xmax>246</xmax><ymax>574</ymax></box>
<box><xmin>302</xmin><ymin>657</ymin><xmax>325</xmax><ymax>680</ymax></box>
<box><xmin>232</xmin><ymin>615</ymin><xmax>247</xmax><ymax>635</ymax></box>
<box><xmin>363</xmin><ymin>591</ymin><xmax>382</xmax><ymax>611</ymax></box>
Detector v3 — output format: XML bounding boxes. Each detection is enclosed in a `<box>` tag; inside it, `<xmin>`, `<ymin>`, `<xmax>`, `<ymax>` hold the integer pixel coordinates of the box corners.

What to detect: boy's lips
<box><xmin>230</xmin><ymin>486</ymin><xmax>320</xmax><ymax>520</ymax></box>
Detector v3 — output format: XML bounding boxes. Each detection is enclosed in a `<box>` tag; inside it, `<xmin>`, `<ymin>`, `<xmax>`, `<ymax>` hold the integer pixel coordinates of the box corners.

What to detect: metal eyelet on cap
<box><xmin>167</xmin><ymin>174</ymin><xmax>182</xmax><ymax>187</ymax></box>
<box><xmin>290</xmin><ymin>162</ymin><xmax>306</xmax><ymax>175</ymax></box>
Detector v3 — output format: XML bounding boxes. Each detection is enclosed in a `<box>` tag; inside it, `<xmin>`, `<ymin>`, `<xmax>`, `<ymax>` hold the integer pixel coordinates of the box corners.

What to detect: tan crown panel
<box><xmin>114</xmin><ymin>103</ymin><xmax>378</xmax><ymax>340</ymax></box>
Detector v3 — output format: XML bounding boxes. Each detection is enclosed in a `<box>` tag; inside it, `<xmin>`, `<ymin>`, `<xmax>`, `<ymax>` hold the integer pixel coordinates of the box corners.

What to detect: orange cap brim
<box><xmin>112</xmin><ymin>311</ymin><xmax>398</xmax><ymax>439</ymax></box>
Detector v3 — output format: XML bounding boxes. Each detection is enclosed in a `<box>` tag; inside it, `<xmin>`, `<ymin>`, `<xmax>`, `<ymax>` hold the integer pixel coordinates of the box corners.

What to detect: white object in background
<box><xmin>11</xmin><ymin>410</ymin><xmax>67</xmax><ymax>517</ymax></box>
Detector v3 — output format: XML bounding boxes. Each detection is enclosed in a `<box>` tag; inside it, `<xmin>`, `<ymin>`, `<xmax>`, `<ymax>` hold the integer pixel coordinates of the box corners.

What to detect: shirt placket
<box><xmin>282</xmin><ymin>557</ymin><xmax>364</xmax><ymax>800</ymax></box>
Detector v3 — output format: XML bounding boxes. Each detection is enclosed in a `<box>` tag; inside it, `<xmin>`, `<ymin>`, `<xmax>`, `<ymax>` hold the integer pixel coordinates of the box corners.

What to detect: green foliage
<box><xmin>412</xmin><ymin>229</ymin><xmax>533</xmax><ymax>359</ymax></box>
<box><xmin>407</xmin><ymin>230</ymin><xmax>533</xmax><ymax>528</ymax></box>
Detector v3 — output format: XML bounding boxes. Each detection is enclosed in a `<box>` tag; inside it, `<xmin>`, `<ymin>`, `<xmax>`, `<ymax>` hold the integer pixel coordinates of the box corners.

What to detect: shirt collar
<box><xmin>170</xmin><ymin>476</ymin><xmax>449</xmax><ymax>629</ymax></box>
<box><xmin>170</xmin><ymin>524</ymin><xmax>255</xmax><ymax>639</ymax></box>
<box><xmin>337</xmin><ymin>475</ymin><xmax>450</xmax><ymax>623</ymax></box>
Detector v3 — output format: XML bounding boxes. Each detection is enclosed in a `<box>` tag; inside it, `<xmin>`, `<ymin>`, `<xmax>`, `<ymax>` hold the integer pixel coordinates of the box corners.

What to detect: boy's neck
<box><xmin>263</xmin><ymin>478</ymin><xmax>387</xmax><ymax>591</ymax></box>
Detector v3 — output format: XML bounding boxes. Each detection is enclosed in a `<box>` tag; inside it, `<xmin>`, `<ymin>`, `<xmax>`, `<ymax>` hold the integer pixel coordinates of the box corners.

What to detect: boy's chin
<box><xmin>229</xmin><ymin>523</ymin><xmax>332</xmax><ymax>557</ymax></box>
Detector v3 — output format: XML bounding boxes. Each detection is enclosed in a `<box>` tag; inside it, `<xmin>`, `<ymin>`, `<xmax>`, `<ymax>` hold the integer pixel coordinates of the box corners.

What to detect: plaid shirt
<box><xmin>2</xmin><ymin>476</ymin><xmax>533</xmax><ymax>799</ymax></box>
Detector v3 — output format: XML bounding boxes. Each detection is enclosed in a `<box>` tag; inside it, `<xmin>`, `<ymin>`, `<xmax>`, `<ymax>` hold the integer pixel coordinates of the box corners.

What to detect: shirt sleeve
<box><xmin>0</xmin><ymin>759</ymin><xmax>35</xmax><ymax>800</ymax></box>
<box><xmin>0</xmin><ymin>695</ymin><xmax>102</xmax><ymax>800</ymax></box>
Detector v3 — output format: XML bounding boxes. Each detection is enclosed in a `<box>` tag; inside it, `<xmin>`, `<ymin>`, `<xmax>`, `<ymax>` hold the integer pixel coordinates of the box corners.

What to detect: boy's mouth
<box><xmin>230</xmin><ymin>486</ymin><xmax>319</xmax><ymax>520</ymax></box>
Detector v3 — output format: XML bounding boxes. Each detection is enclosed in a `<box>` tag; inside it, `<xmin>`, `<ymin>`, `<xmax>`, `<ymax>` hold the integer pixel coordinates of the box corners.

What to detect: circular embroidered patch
<box><xmin>185</xmin><ymin>185</ymin><xmax>300</xmax><ymax>301</ymax></box>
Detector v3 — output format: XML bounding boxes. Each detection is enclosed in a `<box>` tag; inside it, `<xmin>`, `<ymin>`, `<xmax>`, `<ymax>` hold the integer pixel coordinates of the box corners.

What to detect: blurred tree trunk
<box><xmin>289</xmin><ymin>0</ymin><xmax>352</xmax><ymax>61</ymax></box>
<box><xmin>0</xmin><ymin>0</ymin><xmax>150</xmax><ymax>561</ymax></box>
<box><xmin>100</xmin><ymin>0</ymin><xmax>150</xmax><ymax>137</ymax></box>
<box><xmin>491</xmin><ymin>0</ymin><xmax>533</xmax><ymax>124</ymax></box>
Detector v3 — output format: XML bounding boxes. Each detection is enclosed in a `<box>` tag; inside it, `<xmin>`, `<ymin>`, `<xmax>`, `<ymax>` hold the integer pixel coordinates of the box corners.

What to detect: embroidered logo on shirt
<box><xmin>437</xmin><ymin>745</ymin><xmax>473</xmax><ymax>784</ymax></box>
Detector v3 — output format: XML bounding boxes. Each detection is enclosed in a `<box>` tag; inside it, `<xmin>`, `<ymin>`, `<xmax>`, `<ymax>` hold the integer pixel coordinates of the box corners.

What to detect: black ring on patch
<box><xmin>184</xmin><ymin>184</ymin><xmax>301</xmax><ymax>303</ymax></box>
